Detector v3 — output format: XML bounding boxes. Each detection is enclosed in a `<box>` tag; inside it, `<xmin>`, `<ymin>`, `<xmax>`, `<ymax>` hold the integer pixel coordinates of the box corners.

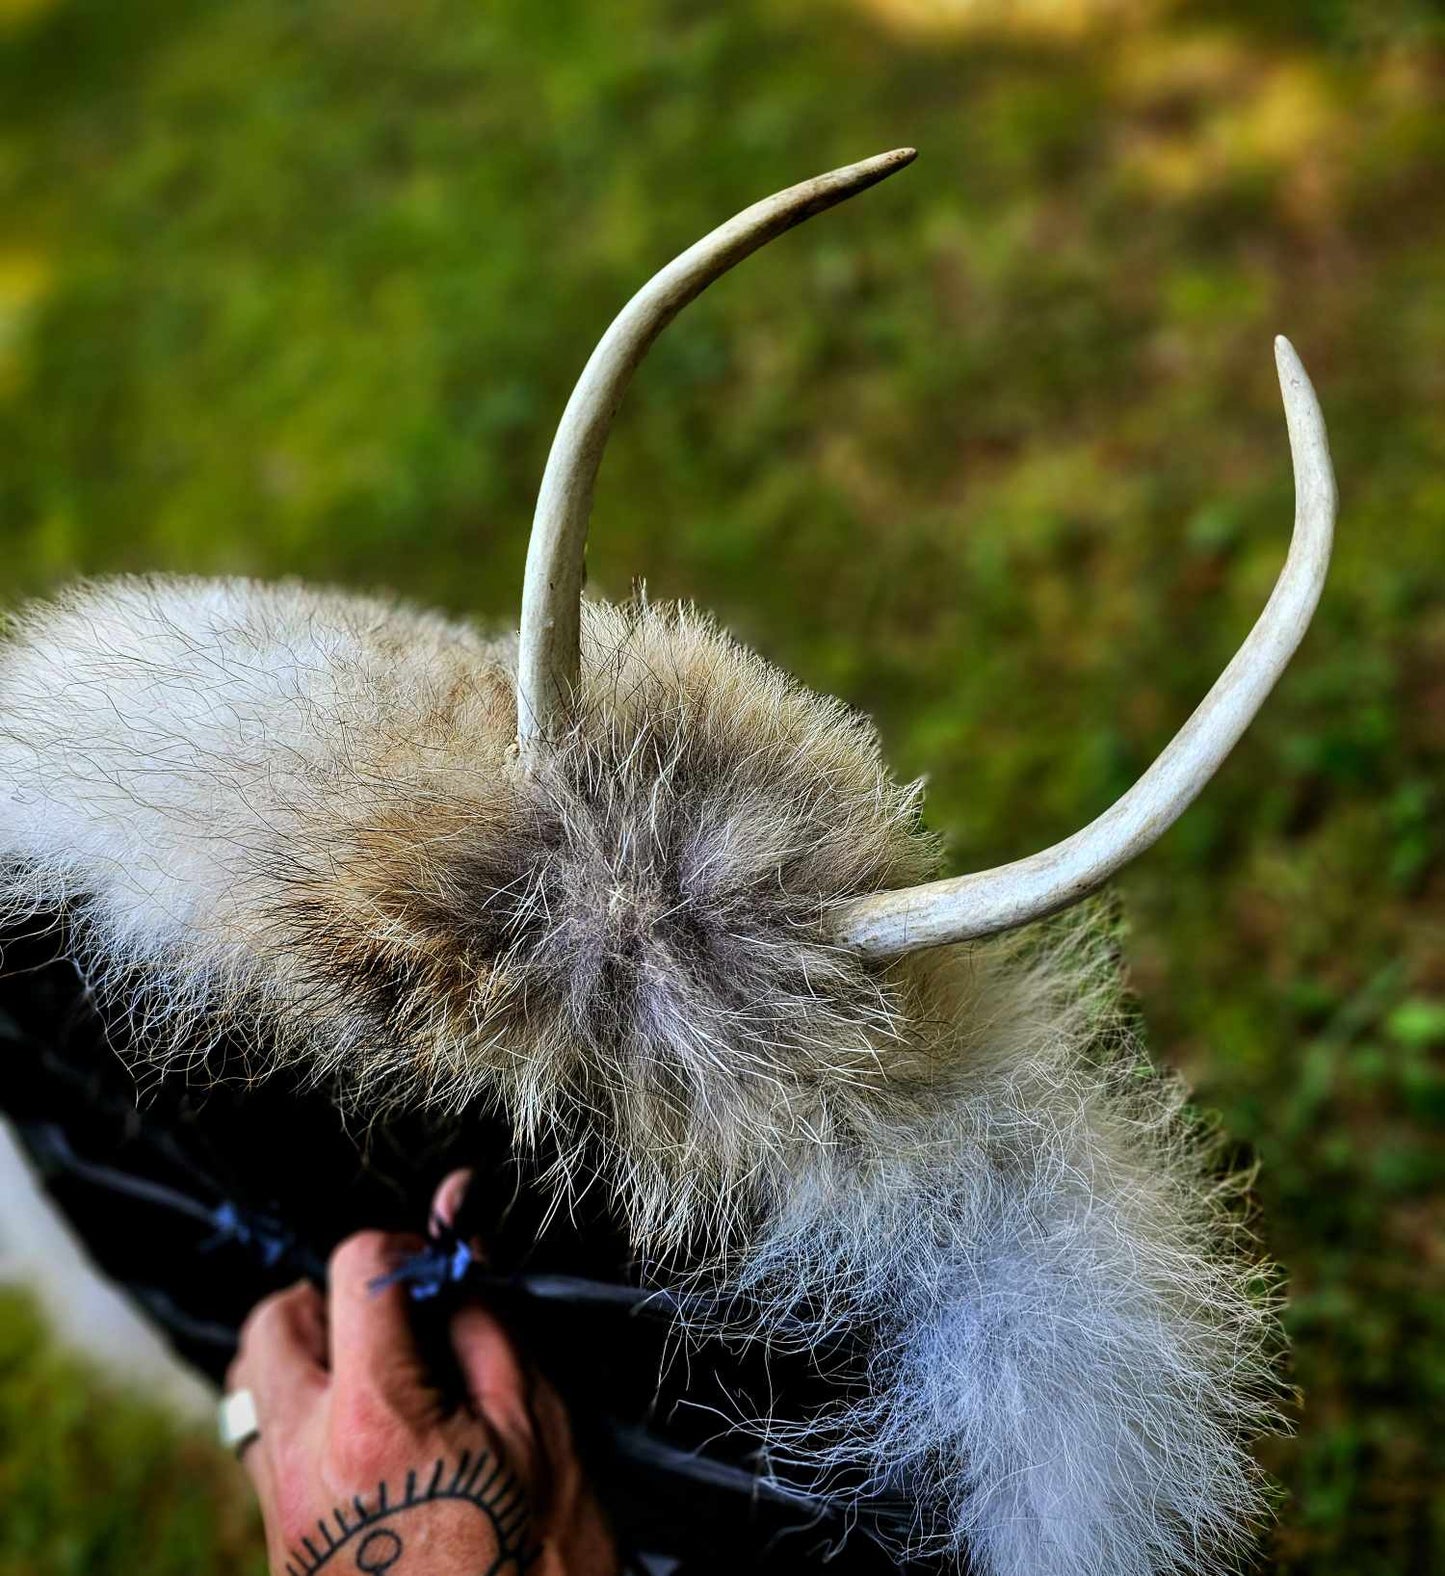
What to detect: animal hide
<box><xmin>0</xmin><ymin>575</ymin><xmax>1284</xmax><ymax>1576</ymax></box>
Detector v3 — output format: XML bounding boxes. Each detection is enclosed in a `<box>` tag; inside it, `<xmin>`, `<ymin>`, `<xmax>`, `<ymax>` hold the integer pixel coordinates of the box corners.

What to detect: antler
<box><xmin>838</xmin><ymin>336</ymin><xmax>1336</xmax><ymax>957</ymax></box>
<box><xmin>516</xmin><ymin>148</ymin><xmax>917</xmax><ymax>760</ymax></box>
<box><xmin>516</xmin><ymin>154</ymin><xmax>1335</xmax><ymax>955</ymax></box>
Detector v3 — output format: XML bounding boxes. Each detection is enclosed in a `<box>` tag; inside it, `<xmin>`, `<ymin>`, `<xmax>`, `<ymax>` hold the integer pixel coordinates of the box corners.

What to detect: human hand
<box><xmin>225</xmin><ymin>1171</ymin><xmax>618</xmax><ymax>1576</ymax></box>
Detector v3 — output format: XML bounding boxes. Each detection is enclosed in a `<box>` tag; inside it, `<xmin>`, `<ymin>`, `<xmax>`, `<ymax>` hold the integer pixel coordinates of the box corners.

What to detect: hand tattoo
<box><xmin>284</xmin><ymin>1451</ymin><xmax>538</xmax><ymax>1576</ymax></box>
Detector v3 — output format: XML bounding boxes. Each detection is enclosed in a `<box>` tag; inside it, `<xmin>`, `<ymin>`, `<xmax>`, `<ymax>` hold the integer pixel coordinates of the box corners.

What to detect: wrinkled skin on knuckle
<box><xmin>237</xmin><ymin>1282</ymin><xmax>309</xmax><ymax>1366</ymax></box>
<box><xmin>323</xmin><ymin>1381</ymin><xmax>456</xmax><ymax>1494</ymax></box>
<box><xmin>336</xmin><ymin>1341</ymin><xmax>446</xmax><ymax>1435</ymax></box>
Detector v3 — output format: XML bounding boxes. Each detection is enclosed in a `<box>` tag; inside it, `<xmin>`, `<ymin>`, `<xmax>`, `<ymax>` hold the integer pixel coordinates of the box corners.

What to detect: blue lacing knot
<box><xmin>205</xmin><ymin>1200</ymin><xmax>293</xmax><ymax>1268</ymax></box>
<box><xmin>370</xmin><ymin>1236</ymin><xmax>475</xmax><ymax>1301</ymax></box>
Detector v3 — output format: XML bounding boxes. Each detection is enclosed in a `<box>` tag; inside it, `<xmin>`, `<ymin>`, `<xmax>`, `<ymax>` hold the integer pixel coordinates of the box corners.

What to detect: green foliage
<box><xmin>0</xmin><ymin>1290</ymin><xmax>263</xmax><ymax>1575</ymax></box>
<box><xmin>0</xmin><ymin>0</ymin><xmax>1441</xmax><ymax>1569</ymax></box>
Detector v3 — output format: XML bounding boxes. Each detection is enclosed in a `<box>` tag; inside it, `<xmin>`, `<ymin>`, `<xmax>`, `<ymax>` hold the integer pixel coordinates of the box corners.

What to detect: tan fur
<box><xmin>0</xmin><ymin>576</ymin><xmax>1284</xmax><ymax>1575</ymax></box>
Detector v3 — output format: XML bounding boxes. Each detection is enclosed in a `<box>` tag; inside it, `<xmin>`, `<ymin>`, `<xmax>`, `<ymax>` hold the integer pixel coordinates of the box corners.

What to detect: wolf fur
<box><xmin>0</xmin><ymin>576</ymin><xmax>1283</xmax><ymax>1575</ymax></box>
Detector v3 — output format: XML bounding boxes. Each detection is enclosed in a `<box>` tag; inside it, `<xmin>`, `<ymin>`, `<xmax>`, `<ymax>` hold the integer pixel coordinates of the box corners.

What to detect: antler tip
<box><xmin>869</xmin><ymin>146</ymin><xmax>917</xmax><ymax>175</ymax></box>
<box><xmin>831</xmin><ymin>147</ymin><xmax>918</xmax><ymax>200</ymax></box>
<box><xmin>1273</xmin><ymin>333</ymin><xmax>1303</xmax><ymax>382</ymax></box>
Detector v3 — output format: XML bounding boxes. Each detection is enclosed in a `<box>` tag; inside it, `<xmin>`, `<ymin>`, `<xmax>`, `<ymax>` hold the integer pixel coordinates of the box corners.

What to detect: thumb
<box><xmin>429</xmin><ymin>1167</ymin><xmax>477</xmax><ymax>1241</ymax></box>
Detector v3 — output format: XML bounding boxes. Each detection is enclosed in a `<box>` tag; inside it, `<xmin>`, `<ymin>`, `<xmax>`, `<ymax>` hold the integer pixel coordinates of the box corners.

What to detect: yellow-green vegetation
<box><xmin>0</xmin><ymin>0</ymin><xmax>1441</xmax><ymax>1570</ymax></box>
<box><xmin>0</xmin><ymin>1290</ymin><xmax>263</xmax><ymax>1574</ymax></box>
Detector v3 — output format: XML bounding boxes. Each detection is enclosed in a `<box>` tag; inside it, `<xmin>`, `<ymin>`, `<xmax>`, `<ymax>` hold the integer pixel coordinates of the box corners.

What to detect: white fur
<box><xmin>0</xmin><ymin>577</ymin><xmax>1285</xmax><ymax>1575</ymax></box>
<box><xmin>0</xmin><ymin>577</ymin><xmax>498</xmax><ymax>964</ymax></box>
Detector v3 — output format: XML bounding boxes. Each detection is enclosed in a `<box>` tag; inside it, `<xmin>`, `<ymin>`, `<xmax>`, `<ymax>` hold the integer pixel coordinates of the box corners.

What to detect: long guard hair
<box><xmin>0</xmin><ymin>151</ymin><xmax>1335</xmax><ymax>1576</ymax></box>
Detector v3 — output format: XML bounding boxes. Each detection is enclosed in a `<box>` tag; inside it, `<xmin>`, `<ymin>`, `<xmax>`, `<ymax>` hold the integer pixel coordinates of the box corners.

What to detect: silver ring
<box><xmin>218</xmin><ymin>1388</ymin><xmax>261</xmax><ymax>1456</ymax></box>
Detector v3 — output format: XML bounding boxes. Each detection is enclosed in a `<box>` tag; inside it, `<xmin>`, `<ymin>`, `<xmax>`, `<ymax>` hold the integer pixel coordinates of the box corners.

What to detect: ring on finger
<box><xmin>218</xmin><ymin>1388</ymin><xmax>261</xmax><ymax>1457</ymax></box>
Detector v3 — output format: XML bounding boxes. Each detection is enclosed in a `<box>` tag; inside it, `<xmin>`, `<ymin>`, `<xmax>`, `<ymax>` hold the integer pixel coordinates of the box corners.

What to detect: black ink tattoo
<box><xmin>355</xmin><ymin>1529</ymin><xmax>403</xmax><ymax>1572</ymax></box>
<box><xmin>285</xmin><ymin>1450</ymin><xmax>537</xmax><ymax>1576</ymax></box>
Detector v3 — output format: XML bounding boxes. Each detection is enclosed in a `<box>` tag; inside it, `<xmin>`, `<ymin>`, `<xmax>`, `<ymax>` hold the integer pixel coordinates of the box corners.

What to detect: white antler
<box><xmin>839</xmin><ymin>336</ymin><xmax>1336</xmax><ymax>957</ymax></box>
<box><xmin>516</xmin><ymin>148</ymin><xmax>917</xmax><ymax>761</ymax></box>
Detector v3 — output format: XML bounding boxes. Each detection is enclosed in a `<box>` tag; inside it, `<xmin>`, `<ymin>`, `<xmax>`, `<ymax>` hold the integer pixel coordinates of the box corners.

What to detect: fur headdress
<box><xmin>0</xmin><ymin>151</ymin><xmax>1335</xmax><ymax>1575</ymax></box>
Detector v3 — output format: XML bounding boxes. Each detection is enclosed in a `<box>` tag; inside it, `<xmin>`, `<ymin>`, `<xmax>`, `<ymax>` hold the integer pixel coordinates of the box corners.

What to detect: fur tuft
<box><xmin>0</xmin><ymin>576</ymin><xmax>1285</xmax><ymax>1575</ymax></box>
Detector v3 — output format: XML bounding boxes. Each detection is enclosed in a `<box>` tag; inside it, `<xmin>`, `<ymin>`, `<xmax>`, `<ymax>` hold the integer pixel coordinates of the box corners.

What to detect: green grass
<box><xmin>1</xmin><ymin>0</ymin><xmax>1442</xmax><ymax>1569</ymax></box>
<box><xmin>0</xmin><ymin>1290</ymin><xmax>263</xmax><ymax>1575</ymax></box>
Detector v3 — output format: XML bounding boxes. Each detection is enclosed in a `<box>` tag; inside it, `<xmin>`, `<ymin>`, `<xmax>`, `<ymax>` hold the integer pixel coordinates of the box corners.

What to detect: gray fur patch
<box><xmin>0</xmin><ymin>577</ymin><xmax>1285</xmax><ymax>1574</ymax></box>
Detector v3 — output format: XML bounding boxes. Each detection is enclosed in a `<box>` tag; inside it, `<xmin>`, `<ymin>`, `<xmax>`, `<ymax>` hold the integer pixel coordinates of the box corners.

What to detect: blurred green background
<box><xmin>0</xmin><ymin>0</ymin><xmax>1441</xmax><ymax>1570</ymax></box>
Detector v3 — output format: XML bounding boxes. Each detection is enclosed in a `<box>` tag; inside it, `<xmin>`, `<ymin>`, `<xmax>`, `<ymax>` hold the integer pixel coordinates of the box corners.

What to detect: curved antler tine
<box><xmin>516</xmin><ymin>148</ymin><xmax>918</xmax><ymax>762</ymax></box>
<box><xmin>839</xmin><ymin>336</ymin><xmax>1336</xmax><ymax>958</ymax></box>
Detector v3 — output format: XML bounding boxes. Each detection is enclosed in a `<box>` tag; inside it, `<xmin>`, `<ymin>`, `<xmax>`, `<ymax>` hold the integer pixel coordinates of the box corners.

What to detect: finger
<box><xmin>429</xmin><ymin>1168</ymin><xmax>475</xmax><ymax>1238</ymax></box>
<box><xmin>229</xmin><ymin>1281</ymin><xmax>328</xmax><ymax>1440</ymax></box>
<box><xmin>526</xmin><ymin>1370</ymin><xmax>615</xmax><ymax>1554</ymax></box>
<box><xmin>327</xmin><ymin>1229</ymin><xmax>431</xmax><ymax>1419</ymax></box>
<box><xmin>227</xmin><ymin>1282</ymin><xmax>326</xmax><ymax>1517</ymax></box>
<box><xmin>450</xmin><ymin>1301</ymin><xmax>535</xmax><ymax>1454</ymax></box>
<box><xmin>235</xmin><ymin>1425</ymin><xmax>275</xmax><ymax>1512</ymax></box>
<box><xmin>527</xmin><ymin>1366</ymin><xmax>579</xmax><ymax>1468</ymax></box>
